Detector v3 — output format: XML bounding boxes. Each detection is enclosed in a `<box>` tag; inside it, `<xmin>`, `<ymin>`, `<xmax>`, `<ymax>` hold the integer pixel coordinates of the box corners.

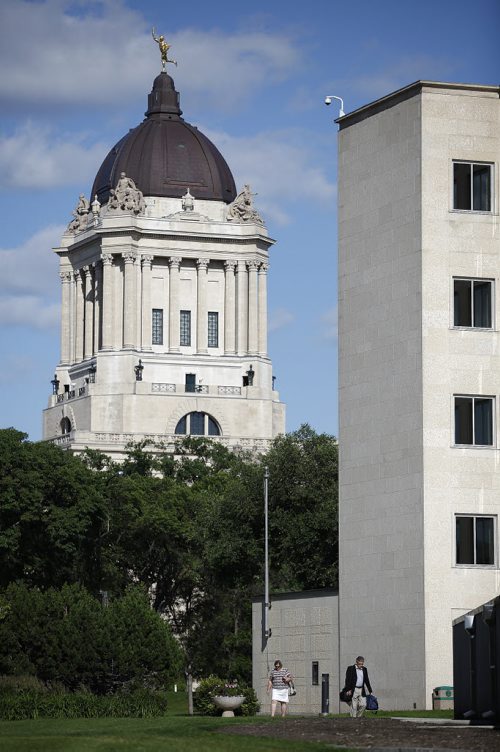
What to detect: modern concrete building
<box><xmin>338</xmin><ymin>81</ymin><xmax>500</xmax><ymax>710</ymax></box>
<box><xmin>43</xmin><ymin>71</ymin><xmax>285</xmax><ymax>458</ymax></box>
<box><xmin>252</xmin><ymin>590</ymin><xmax>339</xmax><ymax>715</ymax></box>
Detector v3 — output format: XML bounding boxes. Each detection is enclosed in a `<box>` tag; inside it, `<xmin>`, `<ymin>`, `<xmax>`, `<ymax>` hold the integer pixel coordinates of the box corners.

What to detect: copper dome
<box><xmin>91</xmin><ymin>73</ymin><xmax>237</xmax><ymax>205</ymax></box>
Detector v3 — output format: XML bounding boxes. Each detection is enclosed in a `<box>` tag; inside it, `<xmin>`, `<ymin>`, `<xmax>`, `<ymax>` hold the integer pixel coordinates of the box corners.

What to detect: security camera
<box><xmin>324</xmin><ymin>96</ymin><xmax>332</xmax><ymax>106</ymax></box>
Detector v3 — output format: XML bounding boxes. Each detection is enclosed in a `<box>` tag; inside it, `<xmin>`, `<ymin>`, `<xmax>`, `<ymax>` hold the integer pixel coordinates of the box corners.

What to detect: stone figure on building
<box><xmin>226</xmin><ymin>184</ymin><xmax>264</xmax><ymax>225</ymax></box>
<box><xmin>108</xmin><ymin>172</ymin><xmax>146</xmax><ymax>215</ymax></box>
<box><xmin>67</xmin><ymin>194</ymin><xmax>90</xmax><ymax>233</ymax></box>
<box><xmin>151</xmin><ymin>28</ymin><xmax>177</xmax><ymax>70</ymax></box>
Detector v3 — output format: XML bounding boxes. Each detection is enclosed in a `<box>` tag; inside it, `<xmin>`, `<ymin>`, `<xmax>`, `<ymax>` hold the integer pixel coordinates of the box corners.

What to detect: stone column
<box><xmin>224</xmin><ymin>260</ymin><xmax>236</xmax><ymax>355</ymax></box>
<box><xmin>122</xmin><ymin>252</ymin><xmax>136</xmax><ymax>349</ymax></box>
<box><xmin>236</xmin><ymin>259</ymin><xmax>248</xmax><ymax>355</ymax></box>
<box><xmin>93</xmin><ymin>261</ymin><xmax>101</xmax><ymax>354</ymax></box>
<box><xmin>169</xmin><ymin>257</ymin><xmax>181</xmax><ymax>352</ymax></box>
<box><xmin>196</xmin><ymin>258</ymin><xmax>209</xmax><ymax>354</ymax></box>
<box><xmin>258</xmin><ymin>262</ymin><xmax>269</xmax><ymax>357</ymax></box>
<box><xmin>101</xmin><ymin>254</ymin><xmax>114</xmax><ymax>350</ymax></box>
<box><xmin>59</xmin><ymin>271</ymin><xmax>72</xmax><ymax>365</ymax></box>
<box><xmin>83</xmin><ymin>266</ymin><xmax>94</xmax><ymax>360</ymax></box>
<box><xmin>74</xmin><ymin>269</ymin><xmax>84</xmax><ymax>363</ymax></box>
<box><xmin>247</xmin><ymin>260</ymin><xmax>259</xmax><ymax>355</ymax></box>
<box><xmin>141</xmin><ymin>255</ymin><xmax>153</xmax><ymax>351</ymax></box>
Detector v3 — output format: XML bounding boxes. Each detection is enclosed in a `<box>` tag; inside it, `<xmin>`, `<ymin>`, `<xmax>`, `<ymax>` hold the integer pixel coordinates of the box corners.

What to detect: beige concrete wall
<box><xmin>252</xmin><ymin>591</ymin><xmax>339</xmax><ymax>715</ymax></box>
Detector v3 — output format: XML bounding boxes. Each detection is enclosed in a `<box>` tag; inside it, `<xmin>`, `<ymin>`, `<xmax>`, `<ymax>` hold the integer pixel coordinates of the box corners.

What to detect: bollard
<box><xmin>321</xmin><ymin>673</ymin><xmax>330</xmax><ymax>715</ymax></box>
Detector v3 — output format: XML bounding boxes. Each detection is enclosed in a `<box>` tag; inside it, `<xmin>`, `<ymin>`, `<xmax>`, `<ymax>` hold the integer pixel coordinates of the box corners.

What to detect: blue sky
<box><xmin>0</xmin><ymin>0</ymin><xmax>498</xmax><ymax>441</ymax></box>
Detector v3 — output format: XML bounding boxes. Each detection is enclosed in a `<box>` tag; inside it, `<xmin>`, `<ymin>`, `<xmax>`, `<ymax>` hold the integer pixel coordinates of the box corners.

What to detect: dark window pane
<box><xmin>473</xmin><ymin>281</ymin><xmax>492</xmax><ymax>328</ymax></box>
<box><xmin>152</xmin><ymin>308</ymin><xmax>163</xmax><ymax>345</ymax></box>
<box><xmin>454</xmin><ymin>163</ymin><xmax>471</xmax><ymax>210</ymax></box>
<box><xmin>312</xmin><ymin>661</ymin><xmax>319</xmax><ymax>686</ymax></box>
<box><xmin>455</xmin><ymin>397</ymin><xmax>473</xmax><ymax>444</ymax></box>
<box><xmin>175</xmin><ymin>416</ymin><xmax>186</xmax><ymax>435</ymax></box>
<box><xmin>185</xmin><ymin>373</ymin><xmax>196</xmax><ymax>393</ymax></box>
<box><xmin>474</xmin><ymin>398</ymin><xmax>493</xmax><ymax>445</ymax></box>
<box><xmin>454</xmin><ymin>280</ymin><xmax>471</xmax><ymax>326</ymax></box>
<box><xmin>473</xmin><ymin>164</ymin><xmax>491</xmax><ymax>211</ymax></box>
<box><xmin>180</xmin><ymin>310</ymin><xmax>191</xmax><ymax>346</ymax></box>
<box><xmin>208</xmin><ymin>311</ymin><xmax>218</xmax><ymax>348</ymax></box>
<box><xmin>476</xmin><ymin>518</ymin><xmax>494</xmax><ymax>565</ymax></box>
<box><xmin>456</xmin><ymin>517</ymin><xmax>474</xmax><ymax>564</ymax></box>
<box><xmin>190</xmin><ymin>411</ymin><xmax>204</xmax><ymax>435</ymax></box>
<box><xmin>208</xmin><ymin>416</ymin><xmax>220</xmax><ymax>436</ymax></box>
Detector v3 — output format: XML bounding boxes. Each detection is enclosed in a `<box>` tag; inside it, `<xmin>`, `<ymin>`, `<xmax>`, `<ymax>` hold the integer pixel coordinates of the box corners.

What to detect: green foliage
<box><xmin>193</xmin><ymin>676</ymin><xmax>259</xmax><ymax>716</ymax></box>
<box><xmin>0</xmin><ymin>584</ymin><xmax>182</xmax><ymax>693</ymax></box>
<box><xmin>0</xmin><ymin>688</ymin><xmax>168</xmax><ymax>720</ymax></box>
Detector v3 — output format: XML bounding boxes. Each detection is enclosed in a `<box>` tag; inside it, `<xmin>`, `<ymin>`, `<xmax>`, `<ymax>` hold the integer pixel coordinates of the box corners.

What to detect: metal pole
<box><xmin>264</xmin><ymin>466</ymin><xmax>270</xmax><ymax>639</ymax></box>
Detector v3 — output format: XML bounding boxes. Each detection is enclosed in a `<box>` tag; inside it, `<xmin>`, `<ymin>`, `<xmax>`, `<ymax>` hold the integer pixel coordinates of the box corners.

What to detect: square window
<box><xmin>208</xmin><ymin>311</ymin><xmax>219</xmax><ymax>348</ymax></box>
<box><xmin>453</xmin><ymin>161</ymin><xmax>492</xmax><ymax>212</ymax></box>
<box><xmin>180</xmin><ymin>310</ymin><xmax>191</xmax><ymax>346</ymax></box>
<box><xmin>454</xmin><ymin>395</ymin><xmax>494</xmax><ymax>446</ymax></box>
<box><xmin>453</xmin><ymin>278</ymin><xmax>492</xmax><ymax>328</ymax></box>
<box><xmin>152</xmin><ymin>308</ymin><xmax>163</xmax><ymax>345</ymax></box>
<box><xmin>456</xmin><ymin>515</ymin><xmax>495</xmax><ymax>566</ymax></box>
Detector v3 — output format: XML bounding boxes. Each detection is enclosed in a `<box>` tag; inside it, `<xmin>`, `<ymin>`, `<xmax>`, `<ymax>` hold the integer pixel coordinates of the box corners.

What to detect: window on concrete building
<box><xmin>208</xmin><ymin>311</ymin><xmax>219</xmax><ymax>347</ymax></box>
<box><xmin>454</xmin><ymin>396</ymin><xmax>494</xmax><ymax>446</ymax></box>
<box><xmin>152</xmin><ymin>308</ymin><xmax>163</xmax><ymax>345</ymax></box>
<box><xmin>456</xmin><ymin>515</ymin><xmax>495</xmax><ymax>566</ymax></box>
<box><xmin>312</xmin><ymin>662</ymin><xmax>319</xmax><ymax>685</ymax></box>
<box><xmin>453</xmin><ymin>279</ymin><xmax>493</xmax><ymax>328</ymax></box>
<box><xmin>180</xmin><ymin>310</ymin><xmax>191</xmax><ymax>346</ymax></box>
<box><xmin>60</xmin><ymin>417</ymin><xmax>72</xmax><ymax>434</ymax></box>
<box><xmin>174</xmin><ymin>412</ymin><xmax>221</xmax><ymax>436</ymax></box>
<box><xmin>453</xmin><ymin>162</ymin><xmax>492</xmax><ymax>212</ymax></box>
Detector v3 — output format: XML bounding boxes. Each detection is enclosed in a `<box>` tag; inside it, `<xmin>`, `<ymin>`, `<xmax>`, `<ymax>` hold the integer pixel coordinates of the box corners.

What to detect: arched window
<box><xmin>60</xmin><ymin>417</ymin><xmax>72</xmax><ymax>434</ymax></box>
<box><xmin>174</xmin><ymin>412</ymin><xmax>221</xmax><ymax>436</ymax></box>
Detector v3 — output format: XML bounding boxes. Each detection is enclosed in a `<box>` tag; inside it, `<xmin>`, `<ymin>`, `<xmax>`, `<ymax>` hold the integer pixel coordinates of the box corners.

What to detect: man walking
<box><xmin>344</xmin><ymin>656</ymin><xmax>372</xmax><ymax>718</ymax></box>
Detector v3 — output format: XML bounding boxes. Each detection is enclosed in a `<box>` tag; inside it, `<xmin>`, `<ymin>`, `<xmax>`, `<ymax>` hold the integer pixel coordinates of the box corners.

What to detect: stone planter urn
<box><xmin>213</xmin><ymin>694</ymin><xmax>245</xmax><ymax>717</ymax></box>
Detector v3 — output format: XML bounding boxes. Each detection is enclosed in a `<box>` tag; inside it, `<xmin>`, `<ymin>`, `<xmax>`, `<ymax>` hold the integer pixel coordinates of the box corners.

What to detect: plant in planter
<box><xmin>193</xmin><ymin>676</ymin><xmax>259</xmax><ymax>716</ymax></box>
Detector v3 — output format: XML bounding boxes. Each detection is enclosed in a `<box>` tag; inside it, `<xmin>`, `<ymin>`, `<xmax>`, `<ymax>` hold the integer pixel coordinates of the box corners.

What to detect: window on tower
<box><xmin>453</xmin><ymin>161</ymin><xmax>492</xmax><ymax>212</ymax></box>
<box><xmin>180</xmin><ymin>310</ymin><xmax>191</xmax><ymax>346</ymax></box>
<box><xmin>456</xmin><ymin>515</ymin><xmax>495</xmax><ymax>566</ymax></box>
<box><xmin>60</xmin><ymin>417</ymin><xmax>72</xmax><ymax>434</ymax></box>
<box><xmin>208</xmin><ymin>311</ymin><xmax>219</xmax><ymax>347</ymax></box>
<box><xmin>152</xmin><ymin>308</ymin><xmax>164</xmax><ymax>344</ymax></box>
<box><xmin>453</xmin><ymin>278</ymin><xmax>493</xmax><ymax>329</ymax></box>
<box><xmin>174</xmin><ymin>412</ymin><xmax>221</xmax><ymax>436</ymax></box>
<box><xmin>454</xmin><ymin>395</ymin><xmax>494</xmax><ymax>446</ymax></box>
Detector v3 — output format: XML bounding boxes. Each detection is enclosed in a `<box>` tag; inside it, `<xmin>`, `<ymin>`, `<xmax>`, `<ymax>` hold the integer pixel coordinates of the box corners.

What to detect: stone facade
<box><xmin>252</xmin><ymin>590</ymin><xmax>339</xmax><ymax>715</ymax></box>
<box><xmin>338</xmin><ymin>82</ymin><xmax>500</xmax><ymax>709</ymax></box>
<box><xmin>43</xmin><ymin>195</ymin><xmax>285</xmax><ymax>457</ymax></box>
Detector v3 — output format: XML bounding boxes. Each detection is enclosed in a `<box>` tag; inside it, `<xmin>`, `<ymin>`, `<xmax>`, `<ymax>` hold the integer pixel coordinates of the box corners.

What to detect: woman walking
<box><xmin>267</xmin><ymin>659</ymin><xmax>293</xmax><ymax>717</ymax></box>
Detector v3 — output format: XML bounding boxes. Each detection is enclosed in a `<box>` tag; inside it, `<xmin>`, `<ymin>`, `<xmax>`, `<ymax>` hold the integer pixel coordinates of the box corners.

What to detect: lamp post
<box><xmin>264</xmin><ymin>465</ymin><xmax>271</xmax><ymax>639</ymax></box>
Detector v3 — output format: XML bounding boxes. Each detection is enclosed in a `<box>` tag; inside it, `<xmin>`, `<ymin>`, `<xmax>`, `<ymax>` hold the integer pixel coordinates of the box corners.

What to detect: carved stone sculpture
<box><xmin>226</xmin><ymin>184</ymin><xmax>264</xmax><ymax>225</ymax></box>
<box><xmin>67</xmin><ymin>194</ymin><xmax>90</xmax><ymax>233</ymax></box>
<box><xmin>107</xmin><ymin>173</ymin><xmax>146</xmax><ymax>215</ymax></box>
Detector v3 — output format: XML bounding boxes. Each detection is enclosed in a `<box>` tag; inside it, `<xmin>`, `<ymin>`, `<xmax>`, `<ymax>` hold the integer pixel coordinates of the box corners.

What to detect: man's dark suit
<box><xmin>345</xmin><ymin>665</ymin><xmax>372</xmax><ymax>697</ymax></box>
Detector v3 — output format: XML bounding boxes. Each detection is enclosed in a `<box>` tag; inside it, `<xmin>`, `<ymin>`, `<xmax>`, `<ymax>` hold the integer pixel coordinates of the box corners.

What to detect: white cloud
<box><xmin>0</xmin><ymin>225</ymin><xmax>62</xmax><ymax>329</ymax></box>
<box><xmin>205</xmin><ymin>128</ymin><xmax>336</xmax><ymax>224</ymax></box>
<box><xmin>269</xmin><ymin>308</ymin><xmax>295</xmax><ymax>332</ymax></box>
<box><xmin>0</xmin><ymin>123</ymin><xmax>109</xmax><ymax>189</ymax></box>
<box><xmin>320</xmin><ymin>306</ymin><xmax>337</xmax><ymax>341</ymax></box>
<box><xmin>0</xmin><ymin>1</ymin><xmax>299</xmax><ymax>112</ymax></box>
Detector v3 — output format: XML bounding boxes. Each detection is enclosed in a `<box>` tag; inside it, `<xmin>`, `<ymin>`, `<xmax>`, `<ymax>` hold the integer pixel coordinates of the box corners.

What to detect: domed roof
<box><xmin>91</xmin><ymin>73</ymin><xmax>237</xmax><ymax>205</ymax></box>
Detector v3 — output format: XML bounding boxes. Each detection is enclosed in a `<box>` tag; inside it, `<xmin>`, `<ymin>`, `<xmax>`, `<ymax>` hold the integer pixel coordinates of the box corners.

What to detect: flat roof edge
<box><xmin>336</xmin><ymin>80</ymin><xmax>500</xmax><ymax>130</ymax></box>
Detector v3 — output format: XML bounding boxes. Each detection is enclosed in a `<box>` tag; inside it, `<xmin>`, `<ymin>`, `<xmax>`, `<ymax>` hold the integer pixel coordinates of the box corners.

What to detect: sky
<box><xmin>0</xmin><ymin>0</ymin><xmax>498</xmax><ymax>441</ymax></box>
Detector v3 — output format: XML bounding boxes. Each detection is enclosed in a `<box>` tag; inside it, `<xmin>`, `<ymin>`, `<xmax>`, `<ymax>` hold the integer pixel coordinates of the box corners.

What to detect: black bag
<box><xmin>339</xmin><ymin>687</ymin><xmax>351</xmax><ymax>704</ymax></box>
<box><xmin>366</xmin><ymin>693</ymin><xmax>378</xmax><ymax>711</ymax></box>
<box><xmin>288</xmin><ymin>682</ymin><xmax>296</xmax><ymax>697</ymax></box>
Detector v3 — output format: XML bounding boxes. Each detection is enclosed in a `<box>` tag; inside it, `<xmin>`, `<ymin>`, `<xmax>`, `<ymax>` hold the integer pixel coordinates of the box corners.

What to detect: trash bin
<box><xmin>433</xmin><ymin>686</ymin><xmax>454</xmax><ymax>710</ymax></box>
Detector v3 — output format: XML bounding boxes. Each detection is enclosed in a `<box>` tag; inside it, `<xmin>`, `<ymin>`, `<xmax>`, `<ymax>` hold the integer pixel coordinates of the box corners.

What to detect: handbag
<box><xmin>288</xmin><ymin>682</ymin><xmax>296</xmax><ymax>696</ymax></box>
<box><xmin>365</xmin><ymin>693</ymin><xmax>378</xmax><ymax>711</ymax></box>
<box><xmin>339</xmin><ymin>687</ymin><xmax>351</xmax><ymax>704</ymax></box>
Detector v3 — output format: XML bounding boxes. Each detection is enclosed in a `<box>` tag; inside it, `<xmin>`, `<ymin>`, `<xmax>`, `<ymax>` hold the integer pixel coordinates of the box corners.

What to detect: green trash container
<box><xmin>432</xmin><ymin>685</ymin><xmax>454</xmax><ymax>710</ymax></box>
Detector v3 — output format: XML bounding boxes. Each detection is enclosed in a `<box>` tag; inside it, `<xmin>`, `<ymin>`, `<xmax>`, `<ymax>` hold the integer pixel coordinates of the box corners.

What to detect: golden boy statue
<box><xmin>152</xmin><ymin>28</ymin><xmax>177</xmax><ymax>70</ymax></box>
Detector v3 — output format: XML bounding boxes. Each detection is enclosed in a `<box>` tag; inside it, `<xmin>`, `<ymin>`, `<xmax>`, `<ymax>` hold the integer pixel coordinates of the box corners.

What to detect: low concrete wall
<box><xmin>252</xmin><ymin>589</ymin><xmax>339</xmax><ymax>715</ymax></box>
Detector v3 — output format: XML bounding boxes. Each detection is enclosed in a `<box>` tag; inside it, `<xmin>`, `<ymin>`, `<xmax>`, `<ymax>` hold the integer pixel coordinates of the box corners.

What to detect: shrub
<box><xmin>193</xmin><ymin>676</ymin><xmax>259</xmax><ymax>716</ymax></box>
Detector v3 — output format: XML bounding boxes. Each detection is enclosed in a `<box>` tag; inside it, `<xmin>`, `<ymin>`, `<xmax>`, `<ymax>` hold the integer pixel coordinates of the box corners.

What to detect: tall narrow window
<box><xmin>453</xmin><ymin>279</ymin><xmax>493</xmax><ymax>328</ymax></box>
<box><xmin>454</xmin><ymin>396</ymin><xmax>494</xmax><ymax>446</ymax></box>
<box><xmin>185</xmin><ymin>373</ymin><xmax>196</xmax><ymax>393</ymax></box>
<box><xmin>152</xmin><ymin>308</ymin><xmax>163</xmax><ymax>344</ymax></box>
<box><xmin>453</xmin><ymin>162</ymin><xmax>492</xmax><ymax>211</ymax></box>
<box><xmin>180</xmin><ymin>310</ymin><xmax>191</xmax><ymax>346</ymax></box>
<box><xmin>208</xmin><ymin>311</ymin><xmax>219</xmax><ymax>348</ymax></box>
<box><xmin>456</xmin><ymin>515</ymin><xmax>495</xmax><ymax>565</ymax></box>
